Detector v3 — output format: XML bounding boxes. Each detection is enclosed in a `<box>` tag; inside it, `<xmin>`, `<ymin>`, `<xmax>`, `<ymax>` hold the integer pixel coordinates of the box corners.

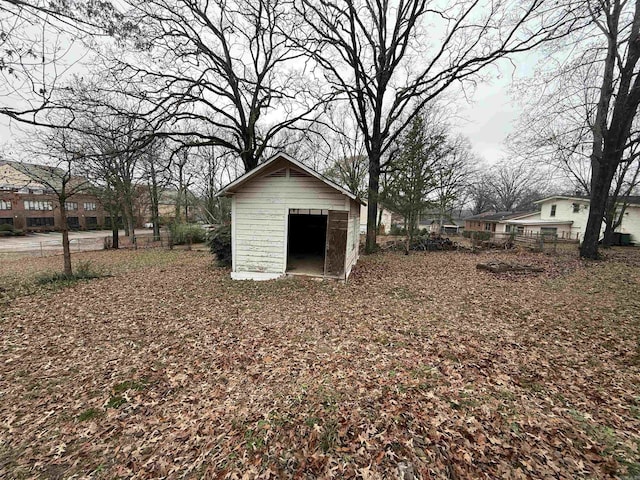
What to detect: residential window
<box><xmin>572</xmin><ymin>203</ymin><xmax>580</xmax><ymax>213</ymax></box>
<box><xmin>86</xmin><ymin>216</ymin><xmax>98</xmax><ymax>227</ymax></box>
<box><xmin>0</xmin><ymin>217</ymin><xmax>13</xmax><ymax>225</ymax></box>
<box><xmin>27</xmin><ymin>217</ymin><xmax>54</xmax><ymax>227</ymax></box>
<box><xmin>67</xmin><ymin>217</ymin><xmax>80</xmax><ymax>228</ymax></box>
<box><xmin>0</xmin><ymin>200</ymin><xmax>11</xmax><ymax>210</ymax></box>
<box><xmin>83</xmin><ymin>202</ymin><xmax>97</xmax><ymax>211</ymax></box>
<box><xmin>541</xmin><ymin>227</ymin><xmax>558</xmax><ymax>238</ymax></box>
<box><xmin>24</xmin><ymin>200</ymin><xmax>53</xmax><ymax>211</ymax></box>
<box><xmin>505</xmin><ymin>224</ymin><xmax>511</xmax><ymax>233</ymax></box>
<box><xmin>484</xmin><ymin>223</ymin><xmax>491</xmax><ymax>231</ymax></box>
<box><xmin>65</xmin><ymin>202</ymin><xmax>78</xmax><ymax>211</ymax></box>
<box><xmin>550</xmin><ymin>204</ymin><xmax>557</xmax><ymax>217</ymax></box>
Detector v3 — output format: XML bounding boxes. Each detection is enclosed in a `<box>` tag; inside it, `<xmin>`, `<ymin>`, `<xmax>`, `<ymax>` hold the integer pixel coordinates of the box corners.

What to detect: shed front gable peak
<box><xmin>216</xmin><ymin>153</ymin><xmax>362</xmax><ymax>204</ymax></box>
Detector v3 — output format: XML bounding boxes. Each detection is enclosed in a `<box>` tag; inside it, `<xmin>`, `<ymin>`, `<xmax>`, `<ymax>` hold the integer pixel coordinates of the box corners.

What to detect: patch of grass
<box><xmin>106</xmin><ymin>395</ymin><xmax>127</xmax><ymax>409</ymax></box>
<box><xmin>77</xmin><ymin>408</ymin><xmax>102</xmax><ymax>422</ymax></box>
<box><xmin>318</xmin><ymin>388</ymin><xmax>340</xmax><ymax>412</ymax></box>
<box><xmin>305</xmin><ymin>416</ymin><xmax>321</xmax><ymax>428</ymax></box>
<box><xmin>244</xmin><ymin>427</ymin><xmax>266</xmax><ymax>452</ymax></box>
<box><xmin>113</xmin><ymin>379</ymin><xmax>147</xmax><ymax>394</ymax></box>
<box><xmin>319</xmin><ymin>420</ymin><xmax>339</xmax><ymax>453</ymax></box>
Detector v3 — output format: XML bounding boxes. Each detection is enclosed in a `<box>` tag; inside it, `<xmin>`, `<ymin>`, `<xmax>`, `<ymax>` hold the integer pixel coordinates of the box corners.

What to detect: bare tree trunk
<box><xmin>110</xmin><ymin>207</ymin><xmax>120</xmax><ymax>249</ymax></box>
<box><xmin>152</xmin><ymin>204</ymin><xmax>160</xmax><ymax>240</ymax></box>
<box><xmin>60</xmin><ymin>206</ymin><xmax>72</xmax><ymax>276</ymax></box>
<box><xmin>580</xmin><ymin>162</ymin><xmax>617</xmax><ymax>258</ymax></box>
<box><xmin>112</xmin><ymin>227</ymin><xmax>119</xmax><ymax>249</ymax></box>
<box><xmin>365</xmin><ymin>150</ymin><xmax>381</xmax><ymax>253</ymax></box>
<box><xmin>405</xmin><ymin>211</ymin><xmax>415</xmax><ymax>255</ymax></box>
<box><xmin>148</xmin><ymin>167</ymin><xmax>161</xmax><ymax>241</ymax></box>
<box><xmin>602</xmin><ymin>198</ymin><xmax>617</xmax><ymax>246</ymax></box>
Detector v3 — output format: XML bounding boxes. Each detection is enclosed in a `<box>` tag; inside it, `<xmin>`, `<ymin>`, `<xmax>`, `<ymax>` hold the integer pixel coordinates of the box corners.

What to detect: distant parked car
<box><xmin>143</xmin><ymin>222</ymin><xmax>154</xmax><ymax>229</ymax></box>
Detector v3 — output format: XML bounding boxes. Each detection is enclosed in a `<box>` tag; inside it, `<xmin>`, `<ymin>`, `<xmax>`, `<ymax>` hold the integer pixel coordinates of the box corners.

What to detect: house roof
<box><xmin>464</xmin><ymin>211</ymin><xmax>537</xmax><ymax>222</ymax></box>
<box><xmin>535</xmin><ymin>195</ymin><xmax>640</xmax><ymax>206</ymax></box>
<box><xmin>216</xmin><ymin>152</ymin><xmax>364</xmax><ymax>204</ymax></box>
<box><xmin>0</xmin><ymin>160</ymin><xmax>65</xmax><ymax>189</ymax></box>
<box><xmin>0</xmin><ymin>159</ymin><xmax>90</xmax><ymax>192</ymax></box>
<box><xmin>505</xmin><ymin>219</ymin><xmax>573</xmax><ymax>226</ymax></box>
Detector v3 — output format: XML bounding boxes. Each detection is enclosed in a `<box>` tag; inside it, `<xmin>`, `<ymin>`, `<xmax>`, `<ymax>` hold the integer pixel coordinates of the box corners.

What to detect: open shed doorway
<box><xmin>287</xmin><ymin>209</ymin><xmax>327</xmax><ymax>276</ymax></box>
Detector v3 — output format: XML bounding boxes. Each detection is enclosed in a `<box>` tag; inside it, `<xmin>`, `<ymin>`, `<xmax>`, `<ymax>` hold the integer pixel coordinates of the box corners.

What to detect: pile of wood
<box><xmin>385</xmin><ymin>235</ymin><xmax>459</xmax><ymax>252</ymax></box>
<box><xmin>480</xmin><ymin>238</ymin><xmax>514</xmax><ymax>250</ymax></box>
<box><xmin>476</xmin><ymin>261</ymin><xmax>544</xmax><ymax>273</ymax></box>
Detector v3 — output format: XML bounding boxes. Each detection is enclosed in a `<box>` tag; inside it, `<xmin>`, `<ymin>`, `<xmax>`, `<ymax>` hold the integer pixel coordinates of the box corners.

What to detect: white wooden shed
<box><xmin>216</xmin><ymin>152</ymin><xmax>363</xmax><ymax>281</ymax></box>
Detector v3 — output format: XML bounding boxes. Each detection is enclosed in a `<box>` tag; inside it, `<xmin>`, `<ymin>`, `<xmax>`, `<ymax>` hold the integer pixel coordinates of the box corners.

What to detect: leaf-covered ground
<box><xmin>0</xmin><ymin>247</ymin><xmax>639</xmax><ymax>479</ymax></box>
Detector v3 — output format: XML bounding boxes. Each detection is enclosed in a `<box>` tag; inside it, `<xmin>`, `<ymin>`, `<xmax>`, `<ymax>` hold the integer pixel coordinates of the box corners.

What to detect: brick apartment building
<box><xmin>0</xmin><ymin>160</ymin><xmax>107</xmax><ymax>232</ymax></box>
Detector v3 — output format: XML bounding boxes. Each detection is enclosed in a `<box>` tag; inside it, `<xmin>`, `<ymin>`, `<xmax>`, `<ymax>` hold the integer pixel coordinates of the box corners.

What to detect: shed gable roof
<box><xmin>216</xmin><ymin>152</ymin><xmax>364</xmax><ymax>204</ymax></box>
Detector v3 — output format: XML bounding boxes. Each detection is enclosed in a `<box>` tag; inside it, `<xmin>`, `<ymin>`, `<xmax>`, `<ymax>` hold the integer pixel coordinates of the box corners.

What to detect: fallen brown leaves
<box><xmin>0</xmin><ymin>247</ymin><xmax>639</xmax><ymax>479</ymax></box>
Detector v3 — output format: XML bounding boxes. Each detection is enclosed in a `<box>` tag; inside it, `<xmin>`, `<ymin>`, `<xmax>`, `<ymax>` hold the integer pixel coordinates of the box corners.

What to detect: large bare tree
<box><xmin>291</xmin><ymin>0</ymin><xmax>586</xmax><ymax>253</ymax></box>
<box><xmin>578</xmin><ymin>0</ymin><xmax>640</xmax><ymax>258</ymax></box>
<box><xmin>97</xmin><ymin>0</ymin><xmax>326</xmax><ymax>172</ymax></box>
<box><xmin>513</xmin><ymin>0</ymin><xmax>640</xmax><ymax>257</ymax></box>
<box><xmin>0</xmin><ymin>0</ymin><xmax>127</xmax><ymax>126</ymax></box>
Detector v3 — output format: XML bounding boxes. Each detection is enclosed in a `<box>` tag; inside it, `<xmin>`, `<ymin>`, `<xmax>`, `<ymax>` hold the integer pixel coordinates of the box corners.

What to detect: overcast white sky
<box><xmin>454</xmin><ymin>79</ymin><xmax>519</xmax><ymax>163</ymax></box>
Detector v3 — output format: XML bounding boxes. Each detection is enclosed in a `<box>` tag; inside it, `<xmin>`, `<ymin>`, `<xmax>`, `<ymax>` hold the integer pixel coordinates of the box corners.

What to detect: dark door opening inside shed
<box><xmin>287</xmin><ymin>212</ymin><xmax>327</xmax><ymax>276</ymax></box>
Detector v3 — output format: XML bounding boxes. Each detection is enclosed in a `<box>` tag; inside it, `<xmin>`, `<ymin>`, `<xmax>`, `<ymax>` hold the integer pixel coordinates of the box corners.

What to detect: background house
<box><xmin>0</xmin><ymin>160</ymin><xmax>106</xmax><ymax>231</ymax></box>
<box><xmin>464</xmin><ymin>196</ymin><xmax>640</xmax><ymax>242</ymax></box>
<box><xmin>464</xmin><ymin>211</ymin><xmax>536</xmax><ymax>234</ymax></box>
<box><xmin>359</xmin><ymin>204</ymin><xmax>403</xmax><ymax>234</ymax></box>
<box><xmin>217</xmin><ymin>153</ymin><xmax>362</xmax><ymax>281</ymax></box>
<box><xmin>512</xmin><ymin>195</ymin><xmax>640</xmax><ymax>242</ymax></box>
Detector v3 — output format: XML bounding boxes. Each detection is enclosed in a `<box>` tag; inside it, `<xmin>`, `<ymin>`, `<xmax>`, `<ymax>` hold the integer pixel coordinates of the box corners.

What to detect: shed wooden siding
<box><xmin>234</xmin><ymin>168</ymin><xmax>348</xmax><ymax>274</ymax></box>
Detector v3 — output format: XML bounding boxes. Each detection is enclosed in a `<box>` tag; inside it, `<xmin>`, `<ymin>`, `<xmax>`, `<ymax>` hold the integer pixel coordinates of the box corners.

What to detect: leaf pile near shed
<box><xmin>0</xmin><ymin>248</ymin><xmax>639</xmax><ymax>479</ymax></box>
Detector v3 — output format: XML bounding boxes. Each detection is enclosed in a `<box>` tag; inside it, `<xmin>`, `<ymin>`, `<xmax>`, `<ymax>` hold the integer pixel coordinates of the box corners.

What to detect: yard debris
<box><xmin>476</xmin><ymin>261</ymin><xmax>544</xmax><ymax>273</ymax></box>
<box><xmin>384</xmin><ymin>234</ymin><xmax>459</xmax><ymax>252</ymax></box>
<box><xmin>480</xmin><ymin>238</ymin><xmax>514</xmax><ymax>250</ymax></box>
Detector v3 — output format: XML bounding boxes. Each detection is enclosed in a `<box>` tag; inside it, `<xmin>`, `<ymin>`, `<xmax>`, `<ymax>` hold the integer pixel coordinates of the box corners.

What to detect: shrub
<box><xmin>0</xmin><ymin>224</ymin><xmax>21</xmax><ymax>235</ymax></box>
<box><xmin>208</xmin><ymin>224</ymin><xmax>232</xmax><ymax>267</ymax></box>
<box><xmin>169</xmin><ymin>223</ymin><xmax>207</xmax><ymax>245</ymax></box>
